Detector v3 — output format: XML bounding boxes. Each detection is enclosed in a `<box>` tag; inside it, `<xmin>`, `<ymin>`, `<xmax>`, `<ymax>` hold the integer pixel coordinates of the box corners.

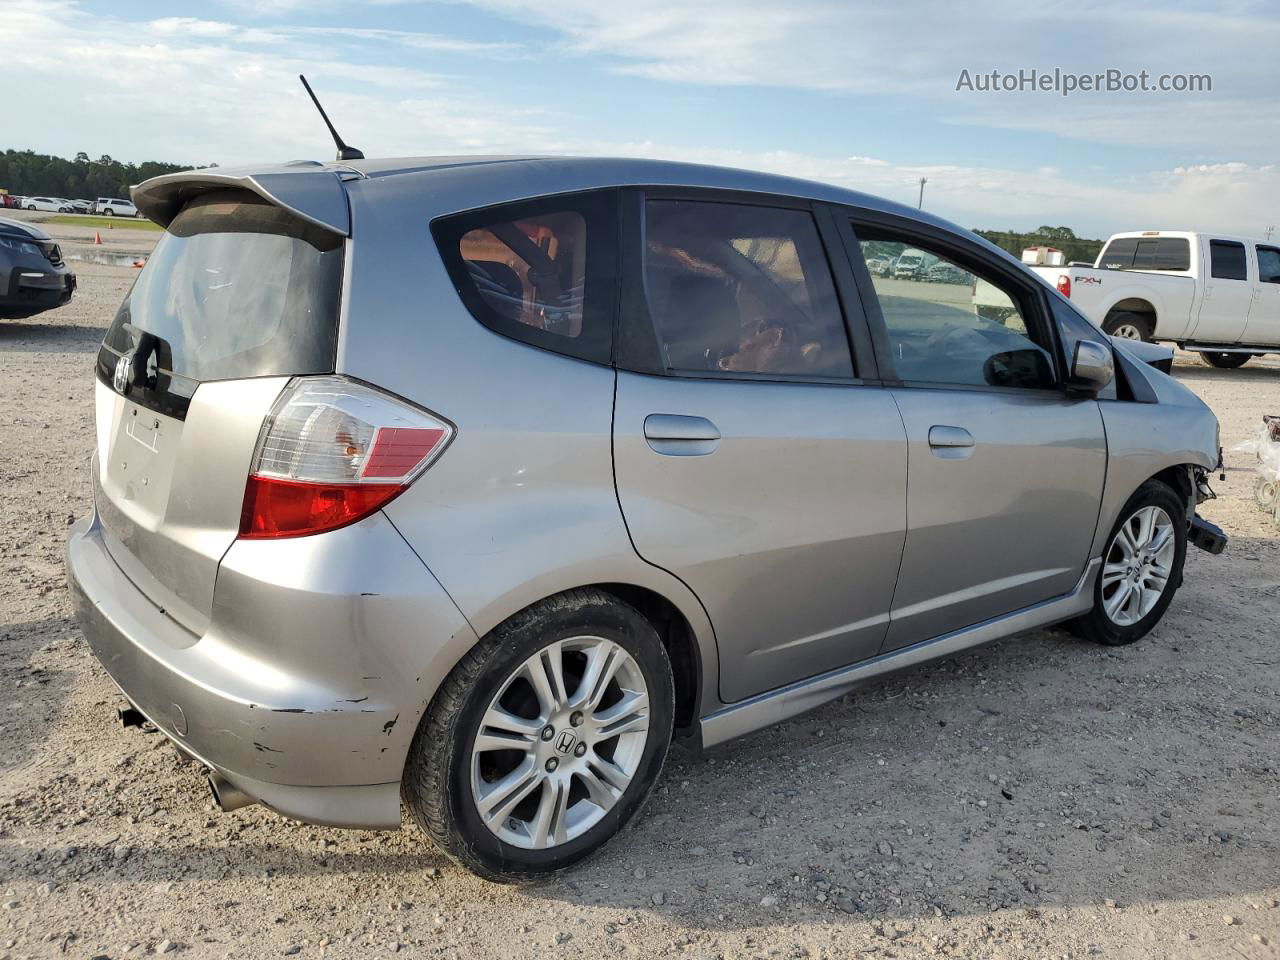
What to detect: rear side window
<box><xmin>642</xmin><ymin>200</ymin><xmax>853</xmax><ymax>377</ymax></box>
<box><xmin>99</xmin><ymin>190</ymin><xmax>343</xmax><ymax>403</ymax></box>
<box><xmin>1210</xmin><ymin>240</ymin><xmax>1248</xmax><ymax>281</ymax></box>
<box><xmin>1259</xmin><ymin>246</ymin><xmax>1280</xmax><ymax>284</ymax></box>
<box><xmin>433</xmin><ymin>192</ymin><xmax>616</xmax><ymax>364</ymax></box>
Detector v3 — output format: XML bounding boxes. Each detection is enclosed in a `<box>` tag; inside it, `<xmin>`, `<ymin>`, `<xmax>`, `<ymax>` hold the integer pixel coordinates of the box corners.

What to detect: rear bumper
<box><xmin>66</xmin><ymin>506</ymin><xmax>478</xmax><ymax>829</ymax></box>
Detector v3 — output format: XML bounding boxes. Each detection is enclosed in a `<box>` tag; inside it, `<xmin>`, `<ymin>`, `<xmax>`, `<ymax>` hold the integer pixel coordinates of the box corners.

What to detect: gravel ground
<box><xmin>2</xmin><ymin>224</ymin><xmax>1279</xmax><ymax>959</ymax></box>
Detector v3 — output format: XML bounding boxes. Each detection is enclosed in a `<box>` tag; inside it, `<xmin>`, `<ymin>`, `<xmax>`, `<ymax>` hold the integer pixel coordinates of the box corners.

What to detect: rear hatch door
<box><xmin>93</xmin><ymin>190</ymin><xmax>345</xmax><ymax>637</ymax></box>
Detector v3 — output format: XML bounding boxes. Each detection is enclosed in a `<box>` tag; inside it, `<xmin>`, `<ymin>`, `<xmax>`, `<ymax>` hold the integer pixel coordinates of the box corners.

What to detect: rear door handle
<box><xmin>928</xmin><ymin>425</ymin><xmax>974</xmax><ymax>459</ymax></box>
<box><xmin>644</xmin><ymin>414</ymin><xmax>721</xmax><ymax>456</ymax></box>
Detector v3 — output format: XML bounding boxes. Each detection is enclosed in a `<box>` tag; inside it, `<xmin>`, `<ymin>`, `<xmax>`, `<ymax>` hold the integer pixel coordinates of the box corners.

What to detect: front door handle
<box><xmin>644</xmin><ymin>414</ymin><xmax>721</xmax><ymax>456</ymax></box>
<box><xmin>928</xmin><ymin>425</ymin><xmax>974</xmax><ymax>459</ymax></box>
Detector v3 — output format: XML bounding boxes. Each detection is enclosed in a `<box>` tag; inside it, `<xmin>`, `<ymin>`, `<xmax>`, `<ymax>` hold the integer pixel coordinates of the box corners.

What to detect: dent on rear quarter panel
<box><xmin>211</xmin><ymin>513</ymin><xmax>480</xmax><ymax>784</ymax></box>
<box><xmin>334</xmin><ymin>174</ymin><xmax>725</xmax><ymax>717</ymax></box>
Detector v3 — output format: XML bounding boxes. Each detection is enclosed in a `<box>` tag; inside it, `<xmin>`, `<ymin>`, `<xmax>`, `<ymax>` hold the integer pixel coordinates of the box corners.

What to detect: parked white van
<box><xmin>893</xmin><ymin>248</ymin><xmax>929</xmax><ymax>280</ymax></box>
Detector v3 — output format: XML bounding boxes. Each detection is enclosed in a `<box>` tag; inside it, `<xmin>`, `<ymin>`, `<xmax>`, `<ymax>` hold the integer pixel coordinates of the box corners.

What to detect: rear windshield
<box><xmin>1098</xmin><ymin>237</ymin><xmax>1190</xmax><ymax>272</ymax></box>
<box><xmin>101</xmin><ymin>190</ymin><xmax>342</xmax><ymax>384</ymax></box>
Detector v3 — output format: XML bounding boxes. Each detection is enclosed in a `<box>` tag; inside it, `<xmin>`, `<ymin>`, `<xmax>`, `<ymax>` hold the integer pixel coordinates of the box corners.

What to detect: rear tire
<box><xmin>1072</xmin><ymin>480</ymin><xmax>1187</xmax><ymax>646</ymax></box>
<box><xmin>403</xmin><ymin>588</ymin><xmax>674</xmax><ymax>881</ymax></box>
<box><xmin>1200</xmin><ymin>351</ymin><xmax>1251</xmax><ymax>369</ymax></box>
<box><xmin>1102</xmin><ymin>312</ymin><xmax>1153</xmax><ymax>342</ymax></box>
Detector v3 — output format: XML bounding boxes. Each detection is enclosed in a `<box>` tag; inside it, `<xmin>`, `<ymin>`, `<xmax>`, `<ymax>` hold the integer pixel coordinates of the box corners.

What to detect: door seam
<box><xmin>609</xmin><ymin>369</ymin><xmax>725</xmax><ymax>701</ymax></box>
<box><xmin>879</xmin><ymin>388</ymin><xmax>912</xmax><ymax>653</ymax></box>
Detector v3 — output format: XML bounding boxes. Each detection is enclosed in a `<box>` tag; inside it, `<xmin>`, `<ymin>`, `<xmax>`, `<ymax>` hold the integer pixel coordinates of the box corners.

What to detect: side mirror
<box><xmin>1069</xmin><ymin>339</ymin><xmax>1114</xmax><ymax>394</ymax></box>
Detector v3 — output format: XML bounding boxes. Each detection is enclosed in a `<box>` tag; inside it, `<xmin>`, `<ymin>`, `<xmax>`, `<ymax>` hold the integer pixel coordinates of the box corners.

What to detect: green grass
<box><xmin>44</xmin><ymin>214</ymin><xmax>163</xmax><ymax>232</ymax></box>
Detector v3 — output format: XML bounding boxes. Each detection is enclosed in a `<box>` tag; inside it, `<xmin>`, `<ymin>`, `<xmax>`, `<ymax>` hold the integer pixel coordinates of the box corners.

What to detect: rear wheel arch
<box><xmin>406</xmin><ymin>579</ymin><xmax>708</xmax><ymax>770</ymax></box>
<box><xmin>590</xmin><ymin>583</ymin><xmax>702</xmax><ymax>734</ymax></box>
<box><xmin>1102</xmin><ymin>300</ymin><xmax>1156</xmax><ymax>340</ymax></box>
<box><xmin>401</xmin><ymin>585</ymin><xmax>677</xmax><ymax>878</ymax></box>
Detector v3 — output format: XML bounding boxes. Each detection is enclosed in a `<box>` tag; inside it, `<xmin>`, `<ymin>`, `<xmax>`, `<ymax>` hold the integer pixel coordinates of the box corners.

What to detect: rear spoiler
<box><xmin>131</xmin><ymin>164</ymin><xmax>351</xmax><ymax>236</ymax></box>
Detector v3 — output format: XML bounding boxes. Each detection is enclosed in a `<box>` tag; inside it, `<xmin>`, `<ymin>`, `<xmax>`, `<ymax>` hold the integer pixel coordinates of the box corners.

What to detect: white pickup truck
<box><xmin>1029</xmin><ymin>231</ymin><xmax>1280</xmax><ymax>368</ymax></box>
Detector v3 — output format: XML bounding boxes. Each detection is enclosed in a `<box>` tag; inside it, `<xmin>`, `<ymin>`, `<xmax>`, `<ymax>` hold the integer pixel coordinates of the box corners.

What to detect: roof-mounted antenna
<box><xmin>298</xmin><ymin>74</ymin><xmax>365</xmax><ymax>161</ymax></box>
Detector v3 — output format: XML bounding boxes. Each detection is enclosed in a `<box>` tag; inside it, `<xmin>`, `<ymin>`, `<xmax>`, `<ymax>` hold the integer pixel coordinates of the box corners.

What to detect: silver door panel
<box><xmin>884</xmin><ymin>388</ymin><xmax>1106</xmax><ymax>651</ymax></box>
<box><xmin>613</xmin><ymin>371</ymin><xmax>907</xmax><ymax>703</ymax></box>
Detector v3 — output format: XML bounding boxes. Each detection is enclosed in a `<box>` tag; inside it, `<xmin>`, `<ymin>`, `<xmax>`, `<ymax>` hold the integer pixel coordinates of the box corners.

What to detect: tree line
<box><xmin>974</xmin><ymin>225</ymin><xmax>1104</xmax><ymax>264</ymax></box>
<box><xmin>0</xmin><ymin>149</ymin><xmax>208</xmax><ymax>201</ymax></box>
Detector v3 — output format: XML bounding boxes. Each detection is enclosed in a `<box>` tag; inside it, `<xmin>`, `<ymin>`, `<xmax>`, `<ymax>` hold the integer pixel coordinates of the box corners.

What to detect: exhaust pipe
<box><xmin>208</xmin><ymin>772</ymin><xmax>257</xmax><ymax>813</ymax></box>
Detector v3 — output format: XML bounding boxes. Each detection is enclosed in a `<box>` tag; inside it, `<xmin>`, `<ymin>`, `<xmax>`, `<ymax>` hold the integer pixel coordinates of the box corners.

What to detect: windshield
<box><xmin>101</xmin><ymin>190</ymin><xmax>343</xmax><ymax>386</ymax></box>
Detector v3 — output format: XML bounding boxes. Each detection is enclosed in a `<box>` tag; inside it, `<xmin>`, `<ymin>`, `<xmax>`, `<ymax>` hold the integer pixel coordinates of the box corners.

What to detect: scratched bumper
<box><xmin>67</xmin><ymin>507</ymin><xmax>475</xmax><ymax>828</ymax></box>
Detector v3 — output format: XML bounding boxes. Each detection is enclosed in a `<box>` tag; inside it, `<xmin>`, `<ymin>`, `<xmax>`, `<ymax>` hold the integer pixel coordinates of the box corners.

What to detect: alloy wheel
<box><xmin>1111</xmin><ymin>322</ymin><xmax>1143</xmax><ymax>340</ymax></box>
<box><xmin>1101</xmin><ymin>505</ymin><xmax>1176</xmax><ymax>626</ymax></box>
<box><xmin>469</xmin><ymin>635</ymin><xmax>650</xmax><ymax>850</ymax></box>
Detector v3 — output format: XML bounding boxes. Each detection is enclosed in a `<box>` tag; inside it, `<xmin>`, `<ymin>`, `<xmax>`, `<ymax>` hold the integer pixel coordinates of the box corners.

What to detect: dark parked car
<box><xmin>0</xmin><ymin>217</ymin><xmax>76</xmax><ymax>319</ymax></box>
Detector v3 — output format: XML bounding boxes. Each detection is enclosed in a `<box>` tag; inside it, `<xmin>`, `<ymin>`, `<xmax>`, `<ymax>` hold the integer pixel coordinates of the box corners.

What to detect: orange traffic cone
<box><xmin>93</xmin><ymin>231</ymin><xmax>102</xmax><ymax>245</ymax></box>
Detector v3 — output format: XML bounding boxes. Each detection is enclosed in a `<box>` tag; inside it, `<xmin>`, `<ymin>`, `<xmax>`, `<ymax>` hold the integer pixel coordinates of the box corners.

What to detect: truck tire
<box><xmin>1200</xmin><ymin>351</ymin><xmax>1251</xmax><ymax>369</ymax></box>
<box><xmin>1102</xmin><ymin>312</ymin><xmax>1152</xmax><ymax>342</ymax></box>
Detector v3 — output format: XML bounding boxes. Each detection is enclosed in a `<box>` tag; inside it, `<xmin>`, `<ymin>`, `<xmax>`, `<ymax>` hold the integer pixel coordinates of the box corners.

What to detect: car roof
<box><xmin>133</xmin><ymin>153</ymin><xmax>1013</xmax><ymax>260</ymax></box>
<box><xmin>343</xmin><ymin>154</ymin><xmax>935</xmax><ymax>224</ymax></box>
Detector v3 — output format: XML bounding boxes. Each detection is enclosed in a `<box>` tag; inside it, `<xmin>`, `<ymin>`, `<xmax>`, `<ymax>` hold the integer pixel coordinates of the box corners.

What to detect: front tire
<box><xmin>403</xmin><ymin>588</ymin><xmax>674</xmax><ymax>881</ymax></box>
<box><xmin>1200</xmin><ymin>351</ymin><xmax>1251</xmax><ymax>369</ymax></box>
<box><xmin>102</xmin><ymin>208</ymin><xmax>113</xmax><ymax>216</ymax></box>
<box><xmin>1073</xmin><ymin>480</ymin><xmax>1187</xmax><ymax>646</ymax></box>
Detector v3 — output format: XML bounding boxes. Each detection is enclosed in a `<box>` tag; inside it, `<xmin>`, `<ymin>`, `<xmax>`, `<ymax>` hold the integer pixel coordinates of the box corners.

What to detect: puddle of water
<box><xmin>66</xmin><ymin>251</ymin><xmax>147</xmax><ymax>268</ymax></box>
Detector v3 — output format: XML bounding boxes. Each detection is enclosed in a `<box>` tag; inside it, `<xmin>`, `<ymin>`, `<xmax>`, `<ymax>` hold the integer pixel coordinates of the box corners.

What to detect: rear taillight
<box><xmin>1056</xmin><ymin>274</ymin><xmax>1071</xmax><ymax>299</ymax></box>
<box><xmin>238</xmin><ymin>376</ymin><xmax>453</xmax><ymax>539</ymax></box>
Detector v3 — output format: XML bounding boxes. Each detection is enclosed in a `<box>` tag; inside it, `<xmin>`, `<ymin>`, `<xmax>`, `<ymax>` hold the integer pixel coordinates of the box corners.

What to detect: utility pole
<box><xmin>1266</xmin><ymin>225</ymin><xmax>1275</xmax><ymax>242</ymax></box>
<box><xmin>917</xmin><ymin>177</ymin><xmax>928</xmax><ymax>209</ymax></box>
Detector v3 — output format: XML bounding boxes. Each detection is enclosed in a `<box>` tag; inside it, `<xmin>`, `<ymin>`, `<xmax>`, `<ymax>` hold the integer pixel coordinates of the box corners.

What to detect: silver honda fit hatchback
<box><xmin>67</xmin><ymin>156</ymin><xmax>1226</xmax><ymax>880</ymax></box>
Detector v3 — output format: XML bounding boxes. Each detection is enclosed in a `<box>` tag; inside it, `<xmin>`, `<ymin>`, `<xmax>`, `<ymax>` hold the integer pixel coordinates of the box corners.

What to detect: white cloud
<box><xmin>296</xmin><ymin>26</ymin><xmax>526</xmax><ymax>57</ymax></box>
<box><xmin>4</xmin><ymin>0</ymin><xmax>551</xmax><ymax>164</ymax></box>
<box><xmin>549</xmin><ymin>139</ymin><xmax>1280</xmax><ymax>238</ymax></box>
<box><xmin>450</xmin><ymin>0</ymin><xmax>1279</xmax><ymax>155</ymax></box>
<box><xmin>5</xmin><ymin>0</ymin><xmax>1277</xmax><ymax>238</ymax></box>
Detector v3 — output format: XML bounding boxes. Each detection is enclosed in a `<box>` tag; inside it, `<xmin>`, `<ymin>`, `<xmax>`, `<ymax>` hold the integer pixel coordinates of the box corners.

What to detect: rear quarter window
<box><xmin>432</xmin><ymin>191</ymin><xmax>617</xmax><ymax>365</ymax></box>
